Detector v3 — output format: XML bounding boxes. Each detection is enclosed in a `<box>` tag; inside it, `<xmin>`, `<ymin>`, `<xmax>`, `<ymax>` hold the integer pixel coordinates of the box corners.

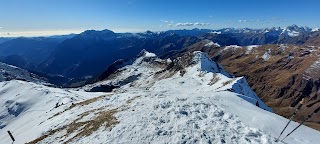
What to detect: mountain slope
<box><xmin>0</xmin><ymin>37</ymin><xmax>64</xmax><ymax>70</ymax></box>
<box><xmin>1</xmin><ymin>51</ymin><xmax>319</xmax><ymax>144</ymax></box>
<box><xmin>166</xmin><ymin>40</ymin><xmax>320</xmax><ymax>130</ymax></box>
<box><xmin>40</xmin><ymin>29</ymin><xmax>200</xmax><ymax>80</ymax></box>
<box><xmin>0</xmin><ymin>62</ymin><xmax>47</xmax><ymax>83</ymax></box>
<box><xmin>211</xmin><ymin>44</ymin><xmax>320</xmax><ymax>130</ymax></box>
<box><xmin>0</xmin><ymin>80</ymin><xmax>104</xmax><ymax>142</ymax></box>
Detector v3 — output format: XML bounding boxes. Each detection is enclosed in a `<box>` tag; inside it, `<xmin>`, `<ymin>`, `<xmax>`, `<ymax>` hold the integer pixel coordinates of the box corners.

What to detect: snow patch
<box><xmin>210</xmin><ymin>31</ymin><xmax>222</xmax><ymax>34</ymax></box>
<box><xmin>281</xmin><ymin>28</ymin><xmax>300</xmax><ymax>37</ymax></box>
<box><xmin>304</xmin><ymin>58</ymin><xmax>320</xmax><ymax>80</ymax></box>
<box><xmin>279</xmin><ymin>44</ymin><xmax>287</xmax><ymax>51</ymax></box>
<box><xmin>262</xmin><ymin>49</ymin><xmax>271</xmax><ymax>61</ymax></box>
<box><xmin>225</xmin><ymin>45</ymin><xmax>242</xmax><ymax>49</ymax></box>
<box><xmin>204</xmin><ymin>40</ymin><xmax>220</xmax><ymax>47</ymax></box>
<box><xmin>245</xmin><ymin>45</ymin><xmax>260</xmax><ymax>54</ymax></box>
<box><xmin>288</xmin><ymin>30</ymin><xmax>300</xmax><ymax>37</ymax></box>
<box><xmin>312</xmin><ymin>28</ymin><xmax>319</xmax><ymax>32</ymax></box>
<box><xmin>144</xmin><ymin>51</ymin><xmax>156</xmax><ymax>57</ymax></box>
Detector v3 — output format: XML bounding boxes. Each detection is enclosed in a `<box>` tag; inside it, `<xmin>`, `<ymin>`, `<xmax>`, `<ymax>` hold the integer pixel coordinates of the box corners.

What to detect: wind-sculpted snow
<box><xmin>0</xmin><ymin>51</ymin><xmax>319</xmax><ymax>144</ymax></box>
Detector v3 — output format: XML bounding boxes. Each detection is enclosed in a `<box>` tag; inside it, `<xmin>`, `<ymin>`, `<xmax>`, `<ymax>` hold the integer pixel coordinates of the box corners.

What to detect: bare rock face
<box><xmin>167</xmin><ymin>41</ymin><xmax>320</xmax><ymax>130</ymax></box>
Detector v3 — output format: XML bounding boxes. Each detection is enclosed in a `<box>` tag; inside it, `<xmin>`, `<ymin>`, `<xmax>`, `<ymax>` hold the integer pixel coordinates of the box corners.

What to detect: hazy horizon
<box><xmin>1</xmin><ymin>0</ymin><xmax>319</xmax><ymax>37</ymax></box>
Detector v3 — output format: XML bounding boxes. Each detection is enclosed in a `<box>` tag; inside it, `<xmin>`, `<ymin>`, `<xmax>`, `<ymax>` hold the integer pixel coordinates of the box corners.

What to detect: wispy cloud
<box><xmin>238</xmin><ymin>20</ymin><xmax>247</xmax><ymax>23</ymax></box>
<box><xmin>168</xmin><ymin>22</ymin><xmax>211</xmax><ymax>27</ymax></box>
<box><xmin>161</xmin><ymin>20</ymin><xmax>173</xmax><ymax>23</ymax></box>
<box><xmin>238</xmin><ymin>19</ymin><xmax>262</xmax><ymax>23</ymax></box>
<box><xmin>238</xmin><ymin>18</ymin><xmax>287</xmax><ymax>23</ymax></box>
<box><xmin>270</xmin><ymin>18</ymin><xmax>287</xmax><ymax>22</ymax></box>
<box><xmin>0</xmin><ymin>27</ymin><xmax>2</xmax><ymax>29</ymax></box>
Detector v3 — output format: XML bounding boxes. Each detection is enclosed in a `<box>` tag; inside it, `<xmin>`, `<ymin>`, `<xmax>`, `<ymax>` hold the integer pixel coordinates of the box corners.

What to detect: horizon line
<box><xmin>0</xmin><ymin>25</ymin><xmax>319</xmax><ymax>38</ymax></box>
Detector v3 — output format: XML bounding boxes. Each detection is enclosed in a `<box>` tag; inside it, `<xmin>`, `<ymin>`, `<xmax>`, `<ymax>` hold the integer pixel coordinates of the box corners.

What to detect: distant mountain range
<box><xmin>0</xmin><ymin>25</ymin><xmax>319</xmax><ymax>86</ymax></box>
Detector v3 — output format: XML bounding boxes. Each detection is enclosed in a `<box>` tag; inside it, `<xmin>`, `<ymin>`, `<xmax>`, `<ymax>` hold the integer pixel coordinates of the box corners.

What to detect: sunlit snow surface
<box><xmin>204</xmin><ymin>40</ymin><xmax>220</xmax><ymax>47</ymax></box>
<box><xmin>0</xmin><ymin>51</ymin><xmax>319</xmax><ymax>144</ymax></box>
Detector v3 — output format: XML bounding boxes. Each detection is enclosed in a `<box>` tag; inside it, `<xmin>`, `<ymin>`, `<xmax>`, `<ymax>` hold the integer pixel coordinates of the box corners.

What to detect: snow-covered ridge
<box><xmin>0</xmin><ymin>80</ymin><xmax>104</xmax><ymax>143</ymax></box>
<box><xmin>0</xmin><ymin>51</ymin><xmax>319</xmax><ymax>144</ymax></box>
<box><xmin>87</xmin><ymin>51</ymin><xmax>270</xmax><ymax>111</ymax></box>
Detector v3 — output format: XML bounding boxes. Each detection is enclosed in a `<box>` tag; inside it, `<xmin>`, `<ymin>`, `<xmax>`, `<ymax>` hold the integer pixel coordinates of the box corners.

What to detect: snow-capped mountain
<box><xmin>211</xmin><ymin>25</ymin><xmax>319</xmax><ymax>46</ymax></box>
<box><xmin>217</xmin><ymin>25</ymin><xmax>312</xmax><ymax>37</ymax></box>
<box><xmin>0</xmin><ymin>62</ymin><xmax>47</xmax><ymax>83</ymax></box>
<box><xmin>1</xmin><ymin>51</ymin><xmax>319</xmax><ymax>144</ymax></box>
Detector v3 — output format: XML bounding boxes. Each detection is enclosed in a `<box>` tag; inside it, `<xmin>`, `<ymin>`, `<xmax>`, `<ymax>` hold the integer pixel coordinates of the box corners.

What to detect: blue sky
<box><xmin>0</xmin><ymin>0</ymin><xmax>319</xmax><ymax>36</ymax></box>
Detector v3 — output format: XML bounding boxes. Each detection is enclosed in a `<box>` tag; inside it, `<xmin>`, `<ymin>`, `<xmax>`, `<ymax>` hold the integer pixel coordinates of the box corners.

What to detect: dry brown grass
<box><xmin>63</xmin><ymin>108</ymin><xmax>119</xmax><ymax>144</ymax></box>
<box><xmin>126</xmin><ymin>95</ymin><xmax>141</xmax><ymax>104</ymax></box>
<box><xmin>48</xmin><ymin>94</ymin><xmax>112</xmax><ymax>120</ymax></box>
<box><xmin>28</xmin><ymin>106</ymin><xmax>120</xmax><ymax>144</ymax></box>
<box><xmin>26</xmin><ymin>126</ymin><xmax>67</xmax><ymax>144</ymax></box>
<box><xmin>27</xmin><ymin>94</ymin><xmax>143</xmax><ymax>144</ymax></box>
<box><xmin>222</xmin><ymin>78</ymin><xmax>235</xmax><ymax>86</ymax></box>
<box><xmin>208</xmin><ymin>73</ymin><xmax>221</xmax><ymax>85</ymax></box>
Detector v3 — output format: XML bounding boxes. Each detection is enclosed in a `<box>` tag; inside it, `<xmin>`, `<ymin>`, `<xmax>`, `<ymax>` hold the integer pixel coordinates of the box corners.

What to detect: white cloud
<box><xmin>167</xmin><ymin>24</ymin><xmax>174</xmax><ymax>27</ymax></box>
<box><xmin>238</xmin><ymin>18</ymin><xmax>289</xmax><ymax>24</ymax></box>
<box><xmin>168</xmin><ymin>22</ymin><xmax>211</xmax><ymax>27</ymax></box>
<box><xmin>0</xmin><ymin>27</ymin><xmax>2</xmax><ymax>29</ymax></box>
<box><xmin>175</xmin><ymin>22</ymin><xmax>194</xmax><ymax>26</ymax></box>
<box><xmin>238</xmin><ymin>19</ymin><xmax>264</xmax><ymax>23</ymax></box>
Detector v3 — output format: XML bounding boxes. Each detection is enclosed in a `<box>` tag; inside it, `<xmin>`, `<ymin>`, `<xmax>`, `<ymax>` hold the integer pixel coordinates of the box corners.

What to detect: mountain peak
<box><xmin>80</xmin><ymin>29</ymin><xmax>115</xmax><ymax>37</ymax></box>
<box><xmin>288</xmin><ymin>24</ymin><xmax>299</xmax><ymax>29</ymax></box>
